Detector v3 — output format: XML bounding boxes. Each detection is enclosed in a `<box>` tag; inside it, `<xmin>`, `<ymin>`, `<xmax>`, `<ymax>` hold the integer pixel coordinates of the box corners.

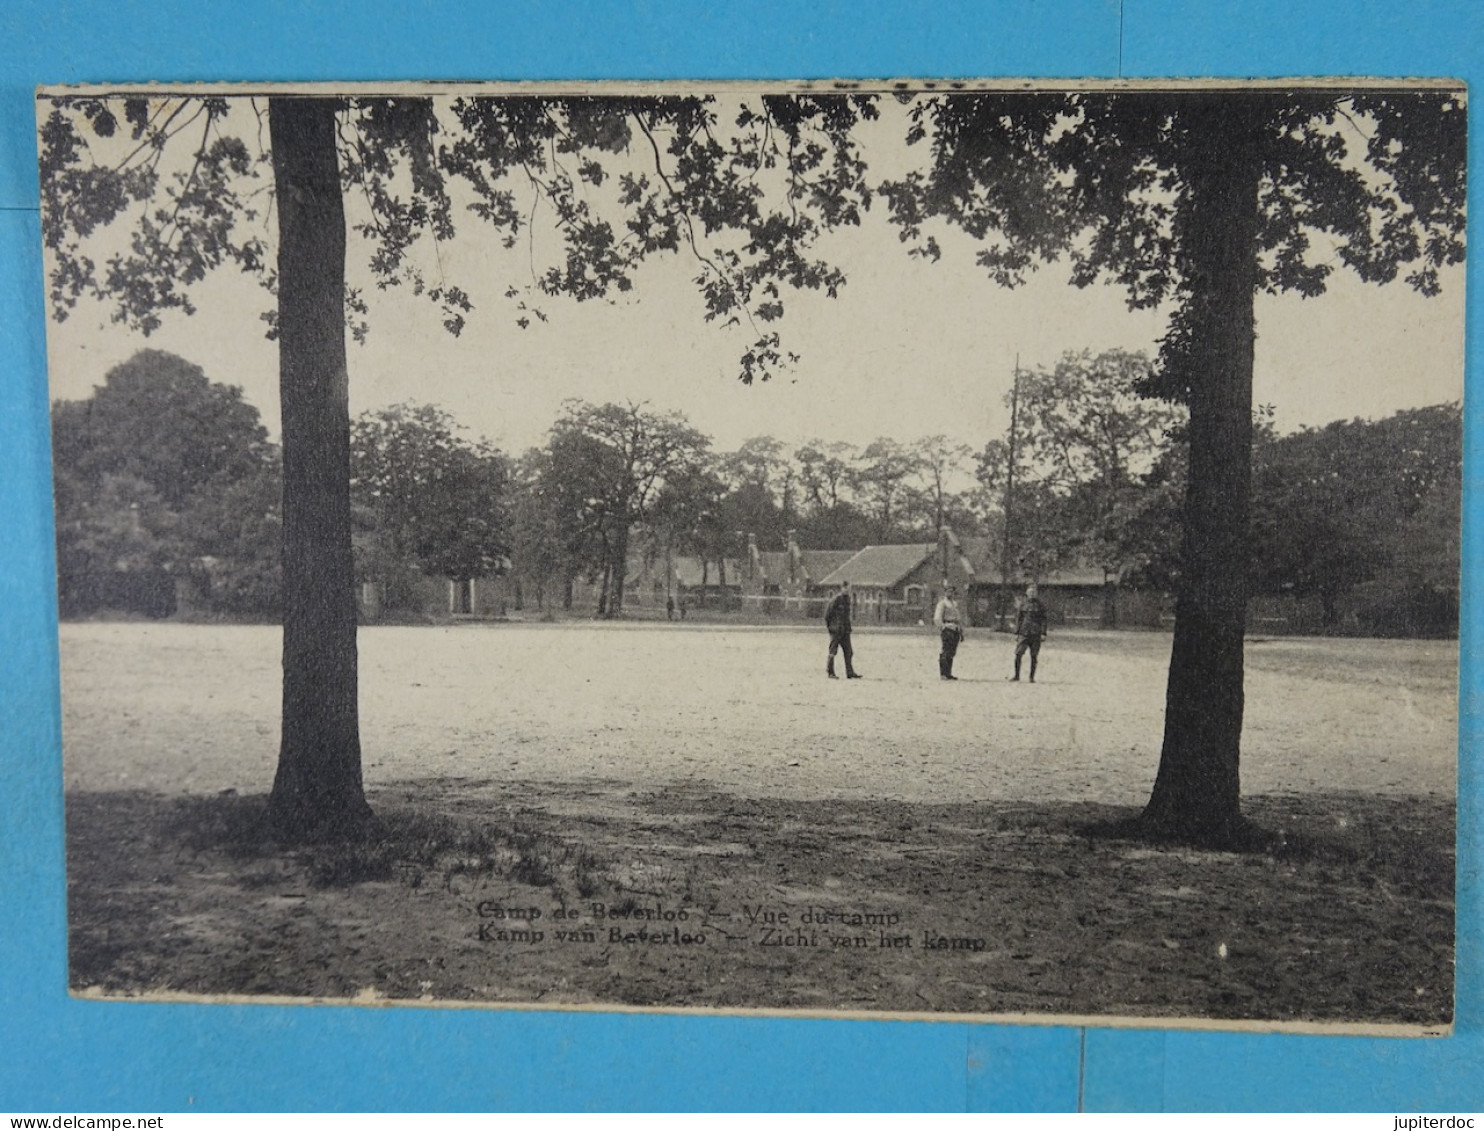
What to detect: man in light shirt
<box><xmin>933</xmin><ymin>583</ymin><xmax>964</xmax><ymax>681</ymax></box>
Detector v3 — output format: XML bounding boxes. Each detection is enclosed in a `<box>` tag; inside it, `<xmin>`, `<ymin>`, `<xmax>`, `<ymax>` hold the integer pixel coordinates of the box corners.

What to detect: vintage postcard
<box><xmin>39</xmin><ymin>80</ymin><xmax>1463</xmax><ymax>1033</ymax></box>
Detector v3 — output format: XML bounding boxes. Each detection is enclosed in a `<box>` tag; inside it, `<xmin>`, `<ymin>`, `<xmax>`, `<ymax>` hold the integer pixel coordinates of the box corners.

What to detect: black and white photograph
<box><xmin>38</xmin><ymin>81</ymin><xmax>1464</xmax><ymax>1032</ymax></box>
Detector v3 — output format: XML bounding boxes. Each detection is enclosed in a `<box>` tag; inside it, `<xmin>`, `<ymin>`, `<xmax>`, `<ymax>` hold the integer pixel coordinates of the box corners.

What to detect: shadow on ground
<box><xmin>66</xmin><ymin>781</ymin><xmax>1454</xmax><ymax>1027</ymax></box>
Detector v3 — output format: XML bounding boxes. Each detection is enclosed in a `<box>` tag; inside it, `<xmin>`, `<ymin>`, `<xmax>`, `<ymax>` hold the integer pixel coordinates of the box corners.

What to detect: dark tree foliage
<box><xmin>1101</xmin><ymin>441</ymin><xmax>1188</xmax><ymax>594</ymax></box>
<box><xmin>904</xmin><ymin>435</ymin><xmax>975</xmax><ymax>541</ymax></box>
<box><xmin>1251</xmin><ymin>403</ymin><xmax>1462</xmax><ymax>630</ymax></box>
<box><xmin>536</xmin><ymin>424</ymin><xmax>632</xmax><ymax>606</ymax></box>
<box><xmin>795</xmin><ymin>439</ymin><xmax>856</xmax><ymax>512</ymax></box>
<box><xmin>974</xmin><ymin>444</ymin><xmax>1081</xmax><ymax>581</ymax></box>
<box><xmin>40</xmin><ymin>97</ymin><xmax>266</xmax><ymax>334</ymax></box>
<box><xmin>350</xmin><ymin>404</ymin><xmax>509</xmax><ymax>586</ymax></box>
<box><xmin>884</xmin><ymin>87</ymin><xmax>1465</xmax><ymax>844</ymax></box>
<box><xmin>853</xmin><ymin>437</ymin><xmax>922</xmax><ymax>532</ymax></box>
<box><xmin>716</xmin><ymin>480</ymin><xmax>786</xmax><ymax>551</ymax></box>
<box><xmin>51</xmin><ymin>470</ymin><xmax>179</xmax><ymax>618</ymax></box>
<box><xmin>649</xmin><ymin>462</ymin><xmax>730</xmax><ymax>594</ymax></box>
<box><xmin>714</xmin><ymin>436</ymin><xmax>794</xmax><ymax>548</ymax></box>
<box><xmin>177</xmin><ymin>458</ymin><xmax>283</xmax><ymax>617</ymax></box>
<box><xmin>791</xmin><ymin>502</ymin><xmax>887</xmax><ymax>552</ymax></box>
<box><xmin>505</xmin><ymin>447</ymin><xmax>580</xmax><ymax>612</ymax></box>
<box><xmin>546</xmin><ymin>400</ymin><xmax>711</xmax><ymax>616</ymax></box>
<box><xmin>980</xmin><ymin>349</ymin><xmax>1183</xmax><ymax>579</ymax></box>
<box><xmin>51</xmin><ymin>349</ymin><xmax>281</xmax><ymax>620</ymax></box>
<box><xmin>52</xmin><ymin>349</ymin><xmax>274</xmax><ymax>510</ymax></box>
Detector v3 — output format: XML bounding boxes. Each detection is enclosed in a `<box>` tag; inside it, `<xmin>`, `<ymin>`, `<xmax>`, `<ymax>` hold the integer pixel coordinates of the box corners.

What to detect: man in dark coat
<box><xmin>825</xmin><ymin>580</ymin><xmax>861</xmax><ymax>679</ymax></box>
<box><xmin>1012</xmin><ymin>583</ymin><xmax>1048</xmax><ymax>683</ymax></box>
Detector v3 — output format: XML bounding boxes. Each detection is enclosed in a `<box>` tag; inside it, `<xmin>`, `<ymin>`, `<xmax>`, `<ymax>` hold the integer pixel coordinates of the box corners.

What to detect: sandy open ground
<box><xmin>60</xmin><ymin>621</ymin><xmax>1458</xmax><ymax>803</ymax></box>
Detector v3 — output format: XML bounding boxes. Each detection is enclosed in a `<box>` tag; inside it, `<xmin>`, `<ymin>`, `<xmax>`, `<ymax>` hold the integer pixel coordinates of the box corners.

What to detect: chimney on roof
<box><xmin>787</xmin><ymin>529</ymin><xmax>800</xmax><ymax>585</ymax></box>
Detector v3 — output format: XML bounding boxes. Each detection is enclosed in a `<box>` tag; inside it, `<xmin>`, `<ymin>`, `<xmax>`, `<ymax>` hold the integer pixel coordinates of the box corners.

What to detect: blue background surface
<box><xmin>1</xmin><ymin>0</ymin><xmax>1479</xmax><ymax>1112</ymax></box>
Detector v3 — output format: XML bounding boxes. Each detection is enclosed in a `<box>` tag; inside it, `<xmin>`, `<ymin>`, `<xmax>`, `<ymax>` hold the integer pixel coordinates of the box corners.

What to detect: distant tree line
<box><xmin>350</xmin><ymin>403</ymin><xmax>509</xmax><ymax>614</ymax></box>
<box><xmin>52</xmin><ymin>348</ymin><xmax>1461</xmax><ymax>633</ymax></box>
<box><xmin>1249</xmin><ymin>403</ymin><xmax>1461</xmax><ymax>633</ymax></box>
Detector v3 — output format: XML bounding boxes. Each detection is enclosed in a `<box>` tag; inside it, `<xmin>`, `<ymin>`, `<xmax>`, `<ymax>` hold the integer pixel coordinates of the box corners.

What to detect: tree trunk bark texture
<box><xmin>1140</xmin><ymin>98</ymin><xmax>1266</xmax><ymax>846</ymax></box>
<box><xmin>267</xmin><ymin>98</ymin><xmax>372</xmax><ymax>840</ymax></box>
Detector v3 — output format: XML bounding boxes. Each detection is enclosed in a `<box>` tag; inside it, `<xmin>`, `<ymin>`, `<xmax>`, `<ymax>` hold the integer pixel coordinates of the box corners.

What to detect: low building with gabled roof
<box><xmin>735</xmin><ymin>532</ymin><xmax>857</xmax><ymax>616</ymax></box>
<box><xmin>815</xmin><ymin>529</ymin><xmax>978</xmax><ymax>624</ymax></box>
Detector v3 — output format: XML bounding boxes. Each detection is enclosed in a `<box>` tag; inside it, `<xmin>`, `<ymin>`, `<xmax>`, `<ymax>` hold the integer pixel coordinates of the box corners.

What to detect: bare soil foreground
<box><xmin>62</xmin><ymin>622</ymin><xmax>1457</xmax><ymax>1028</ymax></box>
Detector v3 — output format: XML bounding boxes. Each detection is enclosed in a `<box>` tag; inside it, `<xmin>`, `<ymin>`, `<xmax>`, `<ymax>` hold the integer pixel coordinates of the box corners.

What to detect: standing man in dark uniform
<box><xmin>825</xmin><ymin>580</ymin><xmax>861</xmax><ymax>679</ymax></box>
<box><xmin>1012</xmin><ymin>583</ymin><xmax>1048</xmax><ymax>682</ymax></box>
<box><xmin>933</xmin><ymin>583</ymin><xmax>965</xmax><ymax>681</ymax></box>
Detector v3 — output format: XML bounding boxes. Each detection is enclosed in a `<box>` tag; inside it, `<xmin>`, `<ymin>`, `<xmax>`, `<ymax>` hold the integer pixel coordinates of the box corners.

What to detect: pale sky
<box><xmin>41</xmin><ymin>92</ymin><xmax>1466</xmax><ymax>459</ymax></box>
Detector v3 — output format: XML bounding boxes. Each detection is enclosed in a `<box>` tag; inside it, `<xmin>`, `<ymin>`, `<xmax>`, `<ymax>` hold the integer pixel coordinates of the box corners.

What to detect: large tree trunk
<box><xmin>267</xmin><ymin>98</ymin><xmax>372</xmax><ymax>840</ymax></box>
<box><xmin>1139</xmin><ymin>98</ymin><xmax>1266</xmax><ymax>846</ymax></box>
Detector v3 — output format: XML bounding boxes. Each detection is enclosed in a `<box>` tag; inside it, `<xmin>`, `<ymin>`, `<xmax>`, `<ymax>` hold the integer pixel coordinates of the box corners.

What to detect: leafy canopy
<box><xmin>39</xmin><ymin>92</ymin><xmax>882</xmax><ymax>383</ymax></box>
<box><xmin>350</xmin><ymin>403</ymin><xmax>510</xmax><ymax>582</ymax></box>
<box><xmin>880</xmin><ymin>88</ymin><xmax>1466</xmax><ymax>399</ymax></box>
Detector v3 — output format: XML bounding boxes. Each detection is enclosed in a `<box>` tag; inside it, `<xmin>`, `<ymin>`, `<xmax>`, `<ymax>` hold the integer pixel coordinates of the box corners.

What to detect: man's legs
<box><xmin>1013</xmin><ymin>637</ymin><xmax>1027</xmax><ymax>680</ymax></box>
<box><xmin>1027</xmin><ymin>636</ymin><xmax>1041</xmax><ymax>682</ymax></box>
<box><xmin>940</xmin><ymin>628</ymin><xmax>959</xmax><ymax>679</ymax></box>
<box><xmin>828</xmin><ymin>631</ymin><xmax>860</xmax><ymax>678</ymax></box>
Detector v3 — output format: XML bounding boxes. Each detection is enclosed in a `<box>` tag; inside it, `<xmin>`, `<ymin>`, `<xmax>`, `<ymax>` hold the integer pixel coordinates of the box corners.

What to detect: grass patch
<box><xmin>140</xmin><ymin>790</ymin><xmax>609</xmax><ymax>897</ymax></box>
<box><xmin>161</xmin><ymin>791</ymin><xmax>277</xmax><ymax>860</ymax></box>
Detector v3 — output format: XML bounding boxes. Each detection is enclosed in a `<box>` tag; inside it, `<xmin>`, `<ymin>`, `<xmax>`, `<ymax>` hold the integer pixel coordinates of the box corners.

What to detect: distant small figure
<box><xmin>679</xmin><ymin>594</ymin><xmax>688</xmax><ymax>620</ymax></box>
<box><xmin>666</xmin><ymin>594</ymin><xmax>676</xmax><ymax>621</ymax></box>
<box><xmin>1012</xmin><ymin>584</ymin><xmax>1048</xmax><ymax>683</ymax></box>
<box><xmin>825</xmin><ymin>580</ymin><xmax>860</xmax><ymax>679</ymax></box>
<box><xmin>934</xmin><ymin>583</ymin><xmax>965</xmax><ymax>681</ymax></box>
